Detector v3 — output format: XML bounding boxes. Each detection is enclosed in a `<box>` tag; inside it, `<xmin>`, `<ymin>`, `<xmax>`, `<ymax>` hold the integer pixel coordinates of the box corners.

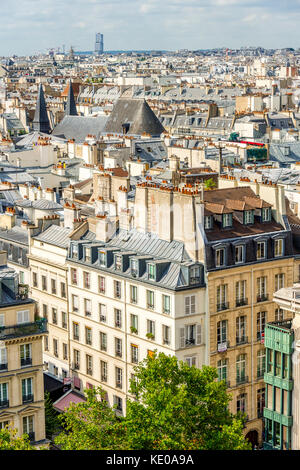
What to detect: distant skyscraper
<box><xmin>95</xmin><ymin>33</ymin><xmax>104</xmax><ymax>54</ymax></box>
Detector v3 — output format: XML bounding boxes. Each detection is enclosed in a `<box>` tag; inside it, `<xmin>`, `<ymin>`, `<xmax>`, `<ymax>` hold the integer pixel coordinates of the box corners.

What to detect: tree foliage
<box><xmin>54</xmin><ymin>353</ymin><xmax>251</xmax><ymax>450</ymax></box>
<box><xmin>44</xmin><ymin>391</ymin><xmax>60</xmax><ymax>439</ymax></box>
<box><xmin>0</xmin><ymin>427</ymin><xmax>35</xmax><ymax>450</ymax></box>
<box><xmin>204</xmin><ymin>178</ymin><xmax>216</xmax><ymax>190</ymax></box>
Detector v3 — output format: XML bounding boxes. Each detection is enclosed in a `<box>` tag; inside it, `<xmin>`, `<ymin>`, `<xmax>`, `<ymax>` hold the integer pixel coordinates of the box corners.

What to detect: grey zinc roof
<box><xmin>52</xmin><ymin>115</ymin><xmax>108</xmax><ymax>142</ymax></box>
<box><xmin>106</xmin><ymin>229</ymin><xmax>191</xmax><ymax>262</ymax></box>
<box><xmin>0</xmin><ymin>226</ymin><xmax>29</xmax><ymax>246</ymax></box>
<box><xmin>15</xmin><ymin>199</ymin><xmax>63</xmax><ymax>210</ymax></box>
<box><xmin>34</xmin><ymin>225</ymin><xmax>72</xmax><ymax>248</ymax></box>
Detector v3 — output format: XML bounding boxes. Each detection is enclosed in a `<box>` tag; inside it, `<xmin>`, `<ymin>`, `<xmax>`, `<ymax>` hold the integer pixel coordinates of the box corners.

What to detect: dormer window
<box><xmin>222</xmin><ymin>213</ymin><xmax>232</xmax><ymax>228</ymax></box>
<box><xmin>190</xmin><ymin>266</ymin><xmax>200</xmax><ymax>285</ymax></box>
<box><xmin>85</xmin><ymin>247</ymin><xmax>91</xmax><ymax>263</ymax></box>
<box><xmin>262</xmin><ymin>207</ymin><xmax>271</xmax><ymax>222</ymax></box>
<box><xmin>148</xmin><ymin>264</ymin><xmax>156</xmax><ymax>281</ymax></box>
<box><xmin>72</xmin><ymin>244</ymin><xmax>78</xmax><ymax>259</ymax></box>
<box><xmin>235</xmin><ymin>245</ymin><xmax>244</xmax><ymax>264</ymax></box>
<box><xmin>131</xmin><ymin>259</ymin><xmax>138</xmax><ymax>277</ymax></box>
<box><xmin>257</xmin><ymin>241</ymin><xmax>266</xmax><ymax>260</ymax></box>
<box><xmin>204</xmin><ymin>216</ymin><xmax>213</xmax><ymax>229</ymax></box>
<box><xmin>244</xmin><ymin>210</ymin><xmax>254</xmax><ymax>225</ymax></box>
<box><xmin>115</xmin><ymin>255</ymin><xmax>122</xmax><ymax>271</ymax></box>
<box><xmin>99</xmin><ymin>251</ymin><xmax>106</xmax><ymax>267</ymax></box>
<box><xmin>274</xmin><ymin>239</ymin><xmax>284</xmax><ymax>257</ymax></box>
<box><xmin>216</xmin><ymin>248</ymin><xmax>225</xmax><ymax>267</ymax></box>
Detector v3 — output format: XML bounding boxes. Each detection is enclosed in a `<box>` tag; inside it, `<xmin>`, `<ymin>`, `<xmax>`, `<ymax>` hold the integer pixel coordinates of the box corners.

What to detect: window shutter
<box><xmin>191</xmin><ymin>296</ymin><xmax>196</xmax><ymax>314</ymax></box>
<box><xmin>180</xmin><ymin>328</ymin><xmax>185</xmax><ymax>348</ymax></box>
<box><xmin>74</xmin><ymin>377</ymin><xmax>80</xmax><ymax>389</ymax></box>
<box><xmin>192</xmin><ymin>356</ymin><xmax>196</xmax><ymax>366</ymax></box>
<box><xmin>185</xmin><ymin>297</ymin><xmax>190</xmax><ymax>315</ymax></box>
<box><xmin>196</xmin><ymin>324</ymin><xmax>201</xmax><ymax>345</ymax></box>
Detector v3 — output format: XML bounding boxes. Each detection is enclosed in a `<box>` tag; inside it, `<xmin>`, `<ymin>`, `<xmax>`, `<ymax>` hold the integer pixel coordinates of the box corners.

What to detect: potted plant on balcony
<box><xmin>146</xmin><ymin>332</ymin><xmax>154</xmax><ymax>340</ymax></box>
<box><xmin>130</xmin><ymin>326</ymin><xmax>138</xmax><ymax>334</ymax></box>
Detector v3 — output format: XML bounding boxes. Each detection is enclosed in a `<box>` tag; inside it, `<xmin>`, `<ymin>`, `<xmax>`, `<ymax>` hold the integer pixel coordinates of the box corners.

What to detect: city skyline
<box><xmin>0</xmin><ymin>0</ymin><xmax>299</xmax><ymax>56</ymax></box>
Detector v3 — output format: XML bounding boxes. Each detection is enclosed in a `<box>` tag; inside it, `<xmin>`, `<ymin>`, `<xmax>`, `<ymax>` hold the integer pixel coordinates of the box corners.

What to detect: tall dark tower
<box><xmin>95</xmin><ymin>33</ymin><xmax>104</xmax><ymax>54</ymax></box>
<box><xmin>65</xmin><ymin>79</ymin><xmax>78</xmax><ymax>116</ymax></box>
<box><xmin>33</xmin><ymin>84</ymin><xmax>51</xmax><ymax>134</ymax></box>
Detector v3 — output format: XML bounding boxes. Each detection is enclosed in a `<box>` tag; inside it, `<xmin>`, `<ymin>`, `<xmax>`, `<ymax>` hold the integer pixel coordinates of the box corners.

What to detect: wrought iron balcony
<box><xmin>236</xmin><ymin>298</ymin><xmax>248</xmax><ymax>307</ymax></box>
<box><xmin>217</xmin><ymin>341</ymin><xmax>229</xmax><ymax>352</ymax></box>
<box><xmin>21</xmin><ymin>358</ymin><xmax>32</xmax><ymax>367</ymax></box>
<box><xmin>257</xmin><ymin>294</ymin><xmax>269</xmax><ymax>303</ymax></box>
<box><xmin>22</xmin><ymin>394</ymin><xmax>34</xmax><ymax>404</ymax></box>
<box><xmin>185</xmin><ymin>338</ymin><xmax>195</xmax><ymax>346</ymax></box>
<box><xmin>236</xmin><ymin>336</ymin><xmax>248</xmax><ymax>346</ymax></box>
<box><xmin>0</xmin><ymin>363</ymin><xmax>7</xmax><ymax>371</ymax></box>
<box><xmin>236</xmin><ymin>375</ymin><xmax>248</xmax><ymax>385</ymax></box>
<box><xmin>0</xmin><ymin>399</ymin><xmax>9</xmax><ymax>408</ymax></box>
<box><xmin>0</xmin><ymin>318</ymin><xmax>47</xmax><ymax>340</ymax></box>
<box><xmin>217</xmin><ymin>302</ymin><xmax>229</xmax><ymax>312</ymax></box>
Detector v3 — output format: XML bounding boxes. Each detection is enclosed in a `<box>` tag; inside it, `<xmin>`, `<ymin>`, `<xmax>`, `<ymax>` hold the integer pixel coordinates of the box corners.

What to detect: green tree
<box><xmin>45</xmin><ymin>392</ymin><xmax>60</xmax><ymax>439</ymax></box>
<box><xmin>54</xmin><ymin>387</ymin><xmax>126</xmax><ymax>450</ymax></box>
<box><xmin>126</xmin><ymin>353</ymin><xmax>251</xmax><ymax>450</ymax></box>
<box><xmin>0</xmin><ymin>427</ymin><xmax>35</xmax><ymax>450</ymax></box>
<box><xmin>204</xmin><ymin>178</ymin><xmax>216</xmax><ymax>190</ymax></box>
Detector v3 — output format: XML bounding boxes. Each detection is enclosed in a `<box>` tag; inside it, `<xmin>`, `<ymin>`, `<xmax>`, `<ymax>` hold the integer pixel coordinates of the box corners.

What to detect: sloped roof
<box><xmin>103</xmin><ymin>98</ymin><xmax>165</xmax><ymax>136</ymax></box>
<box><xmin>52</xmin><ymin>115</ymin><xmax>108</xmax><ymax>142</ymax></box>
<box><xmin>64</xmin><ymin>79</ymin><xmax>78</xmax><ymax>117</ymax></box>
<box><xmin>33</xmin><ymin>84</ymin><xmax>51</xmax><ymax>134</ymax></box>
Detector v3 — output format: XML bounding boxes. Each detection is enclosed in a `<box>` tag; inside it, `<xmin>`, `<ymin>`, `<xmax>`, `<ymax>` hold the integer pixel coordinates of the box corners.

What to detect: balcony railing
<box><xmin>0</xmin><ymin>399</ymin><xmax>9</xmax><ymax>408</ymax></box>
<box><xmin>257</xmin><ymin>370</ymin><xmax>265</xmax><ymax>380</ymax></box>
<box><xmin>0</xmin><ymin>363</ymin><xmax>7</xmax><ymax>371</ymax></box>
<box><xmin>236</xmin><ymin>375</ymin><xmax>248</xmax><ymax>385</ymax></box>
<box><xmin>22</xmin><ymin>394</ymin><xmax>34</xmax><ymax>404</ymax></box>
<box><xmin>236</xmin><ymin>298</ymin><xmax>248</xmax><ymax>307</ymax></box>
<box><xmin>236</xmin><ymin>336</ymin><xmax>248</xmax><ymax>346</ymax></box>
<box><xmin>257</xmin><ymin>294</ymin><xmax>269</xmax><ymax>303</ymax></box>
<box><xmin>21</xmin><ymin>358</ymin><xmax>32</xmax><ymax>367</ymax></box>
<box><xmin>217</xmin><ymin>302</ymin><xmax>229</xmax><ymax>312</ymax></box>
<box><xmin>185</xmin><ymin>338</ymin><xmax>195</xmax><ymax>346</ymax></box>
<box><xmin>0</xmin><ymin>319</ymin><xmax>47</xmax><ymax>340</ymax></box>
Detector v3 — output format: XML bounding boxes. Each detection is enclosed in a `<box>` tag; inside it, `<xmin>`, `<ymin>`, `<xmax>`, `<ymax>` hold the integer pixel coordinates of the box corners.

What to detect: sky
<box><xmin>0</xmin><ymin>0</ymin><xmax>299</xmax><ymax>56</ymax></box>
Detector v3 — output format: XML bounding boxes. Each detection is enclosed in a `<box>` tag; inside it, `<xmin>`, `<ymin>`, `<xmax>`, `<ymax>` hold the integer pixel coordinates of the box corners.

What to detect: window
<box><xmin>73</xmin><ymin>322</ymin><xmax>79</xmax><ymax>341</ymax></box>
<box><xmin>100</xmin><ymin>360</ymin><xmax>107</xmax><ymax>382</ymax></box>
<box><xmin>256</xmin><ymin>241</ymin><xmax>266</xmax><ymax>260</ymax></box>
<box><xmin>275</xmin><ymin>308</ymin><xmax>284</xmax><ymax>322</ymax></box>
<box><xmin>114</xmin><ymin>280</ymin><xmax>121</xmax><ymax>299</ymax></box>
<box><xmin>74</xmin><ymin>349</ymin><xmax>80</xmax><ymax>370</ymax></box>
<box><xmin>237</xmin><ymin>393</ymin><xmax>247</xmax><ymax>414</ymax></box>
<box><xmin>131</xmin><ymin>344</ymin><xmax>139</xmax><ymax>364</ymax></box>
<box><xmin>85</xmin><ymin>247</ymin><xmax>91</xmax><ymax>263</ymax></box>
<box><xmin>22</xmin><ymin>378</ymin><xmax>33</xmax><ymax>403</ymax></box>
<box><xmin>83</xmin><ymin>272</ymin><xmax>90</xmax><ymax>289</ymax></box>
<box><xmin>115</xmin><ymin>255</ymin><xmax>122</xmax><ymax>271</ymax></box>
<box><xmin>33</xmin><ymin>272</ymin><xmax>38</xmax><ymax>288</ymax></box>
<box><xmin>85</xmin><ymin>327</ymin><xmax>92</xmax><ymax>346</ymax></box>
<box><xmin>185</xmin><ymin>356</ymin><xmax>197</xmax><ymax>367</ymax></box>
<box><xmin>0</xmin><ymin>348</ymin><xmax>7</xmax><ymax>370</ymax></box>
<box><xmin>257</xmin><ymin>276</ymin><xmax>267</xmax><ymax>302</ymax></box>
<box><xmin>115</xmin><ymin>338</ymin><xmax>122</xmax><ymax>357</ymax></box>
<box><xmin>42</xmin><ymin>304</ymin><xmax>48</xmax><ymax>319</ymax></box>
<box><xmin>99</xmin><ymin>251</ymin><xmax>106</xmax><ymax>267</ymax></box>
<box><xmin>20</xmin><ymin>343</ymin><xmax>32</xmax><ymax>367</ymax></box>
<box><xmin>0</xmin><ymin>420</ymin><xmax>9</xmax><ymax>429</ymax></box>
<box><xmin>84</xmin><ymin>298</ymin><xmax>92</xmax><ymax>316</ymax></box>
<box><xmin>235</xmin><ymin>245</ymin><xmax>244</xmax><ymax>264</ymax></box>
<box><xmin>147</xmin><ymin>290</ymin><xmax>154</xmax><ymax>309</ymax></box>
<box><xmin>236</xmin><ymin>316</ymin><xmax>246</xmax><ymax>344</ymax></box>
<box><xmin>71</xmin><ymin>268</ymin><xmax>77</xmax><ymax>285</ymax></box>
<box><xmin>256</xmin><ymin>312</ymin><xmax>266</xmax><ymax>341</ymax></box>
<box><xmin>274</xmin><ymin>239</ymin><xmax>284</xmax><ymax>257</ymax></box>
<box><xmin>61</xmin><ymin>282</ymin><xmax>66</xmax><ymax>298</ymax></box>
<box><xmin>223</xmin><ymin>213</ymin><xmax>232</xmax><ymax>228</ymax></box>
<box><xmin>100</xmin><ymin>332</ymin><xmax>107</xmax><ymax>351</ymax></box>
<box><xmin>99</xmin><ymin>304</ymin><xmax>107</xmax><ymax>323</ymax></box>
<box><xmin>23</xmin><ymin>416</ymin><xmax>34</xmax><ymax>442</ymax></box>
<box><xmin>98</xmin><ymin>276</ymin><xmax>105</xmax><ymax>294</ymax></box>
<box><xmin>257</xmin><ymin>349</ymin><xmax>266</xmax><ymax>379</ymax></box>
<box><xmin>217</xmin><ymin>359</ymin><xmax>228</xmax><ymax>383</ymax></box>
<box><xmin>217</xmin><ymin>320</ymin><xmax>228</xmax><ymax>351</ymax></box>
<box><xmin>185</xmin><ymin>295</ymin><xmax>195</xmax><ymax>315</ymax></box>
<box><xmin>275</xmin><ymin>273</ymin><xmax>285</xmax><ymax>291</ymax></box>
<box><xmin>86</xmin><ymin>355</ymin><xmax>93</xmax><ymax>375</ymax></box>
<box><xmin>19</xmin><ymin>271</ymin><xmax>24</xmax><ymax>284</ymax></box>
<box><xmin>72</xmin><ymin>295</ymin><xmax>79</xmax><ymax>312</ymax></box>
<box><xmin>63</xmin><ymin>343</ymin><xmax>68</xmax><ymax>360</ymax></box>
<box><xmin>217</xmin><ymin>284</ymin><xmax>228</xmax><ymax>311</ymax></box>
<box><xmin>115</xmin><ymin>367</ymin><xmax>123</xmax><ymax>388</ymax></box>
<box><xmin>244</xmin><ymin>210</ymin><xmax>253</xmax><ymax>224</ymax></box>
<box><xmin>147</xmin><ymin>320</ymin><xmax>155</xmax><ymax>339</ymax></box>
<box><xmin>130</xmin><ymin>285</ymin><xmax>137</xmax><ymax>304</ymax></box>
<box><xmin>53</xmin><ymin>339</ymin><xmax>58</xmax><ymax>357</ymax></box>
<box><xmin>42</xmin><ymin>275</ymin><xmax>47</xmax><ymax>291</ymax></box>
<box><xmin>215</xmin><ymin>248</ymin><xmax>225</xmax><ymax>267</ymax></box>
<box><xmin>257</xmin><ymin>311</ymin><xmax>266</xmax><ymax>341</ymax></box>
<box><xmin>148</xmin><ymin>264</ymin><xmax>156</xmax><ymax>281</ymax></box>
<box><xmin>163</xmin><ymin>295</ymin><xmax>170</xmax><ymax>314</ymax></box>
<box><xmin>262</xmin><ymin>207</ymin><xmax>271</xmax><ymax>222</ymax></box>
<box><xmin>275</xmin><ymin>351</ymin><xmax>281</xmax><ymax>377</ymax></box>
<box><xmin>0</xmin><ymin>383</ymin><xmax>8</xmax><ymax>407</ymax></box>
<box><xmin>267</xmin><ymin>349</ymin><xmax>274</xmax><ymax>373</ymax></box>
<box><xmin>257</xmin><ymin>388</ymin><xmax>265</xmax><ymax>418</ymax></box>
<box><xmin>114</xmin><ymin>309</ymin><xmax>122</xmax><ymax>328</ymax></box>
<box><xmin>51</xmin><ymin>279</ymin><xmax>56</xmax><ymax>295</ymax></box>
<box><xmin>0</xmin><ymin>315</ymin><xmax>3</xmax><ymax>327</ymax></box>
<box><xmin>236</xmin><ymin>354</ymin><xmax>246</xmax><ymax>384</ymax></box>
<box><xmin>52</xmin><ymin>308</ymin><xmax>57</xmax><ymax>325</ymax></box>
<box><xmin>163</xmin><ymin>325</ymin><xmax>170</xmax><ymax>345</ymax></box>
<box><xmin>204</xmin><ymin>215</ymin><xmax>213</xmax><ymax>229</ymax></box>
<box><xmin>114</xmin><ymin>395</ymin><xmax>123</xmax><ymax>413</ymax></box>
<box><xmin>131</xmin><ymin>259</ymin><xmax>138</xmax><ymax>277</ymax></box>
<box><xmin>44</xmin><ymin>336</ymin><xmax>49</xmax><ymax>351</ymax></box>
<box><xmin>180</xmin><ymin>324</ymin><xmax>201</xmax><ymax>347</ymax></box>
<box><xmin>236</xmin><ymin>280</ymin><xmax>246</xmax><ymax>306</ymax></box>
<box><xmin>130</xmin><ymin>314</ymin><xmax>138</xmax><ymax>333</ymax></box>
<box><xmin>17</xmin><ymin>310</ymin><xmax>29</xmax><ymax>324</ymax></box>
<box><xmin>62</xmin><ymin>311</ymin><xmax>67</xmax><ymax>329</ymax></box>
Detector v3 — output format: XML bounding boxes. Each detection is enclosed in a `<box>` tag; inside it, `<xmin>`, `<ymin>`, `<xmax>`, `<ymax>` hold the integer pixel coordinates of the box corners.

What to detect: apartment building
<box><xmin>203</xmin><ymin>184</ymin><xmax>294</xmax><ymax>447</ymax></box>
<box><xmin>67</xmin><ymin>233</ymin><xmax>206</xmax><ymax>414</ymax></box>
<box><xmin>0</xmin><ymin>251</ymin><xmax>47</xmax><ymax>446</ymax></box>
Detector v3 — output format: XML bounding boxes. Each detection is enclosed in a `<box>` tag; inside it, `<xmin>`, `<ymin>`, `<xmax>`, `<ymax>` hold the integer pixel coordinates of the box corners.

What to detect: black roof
<box><xmin>33</xmin><ymin>84</ymin><xmax>51</xmax><ymax>134</ymax></box>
